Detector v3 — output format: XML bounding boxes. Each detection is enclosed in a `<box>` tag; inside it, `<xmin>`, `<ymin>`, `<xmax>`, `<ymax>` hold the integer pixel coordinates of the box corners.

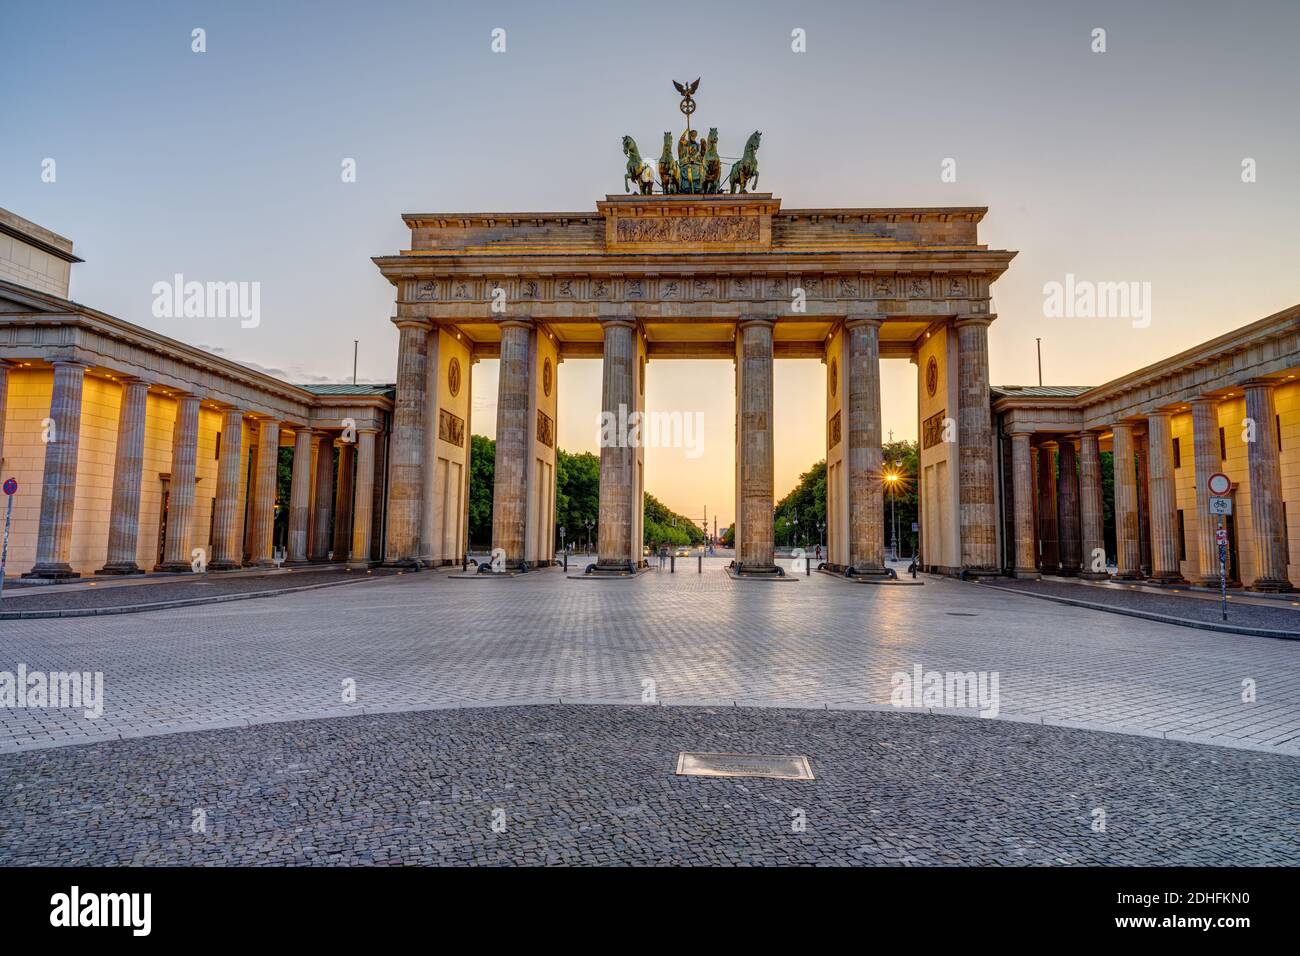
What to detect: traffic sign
<box><xmin>1207</xmin><ymin>472</ymin><xmax>1231</xmax><ymax>496</ymax></box>
<box><xmin>1209</xmin><ymin>496</ymin><xmax>1233</xmax><ymax>515</ymax></box>
<box><xmin>2</xmin><ymin>478</ymin><xmax>15</xmax><ymax>496</ymax></box>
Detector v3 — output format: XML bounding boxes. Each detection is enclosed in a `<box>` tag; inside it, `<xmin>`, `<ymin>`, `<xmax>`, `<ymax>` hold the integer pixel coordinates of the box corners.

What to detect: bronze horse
<box><xmin>622</xmin><ymin>135</ymin><xmax>654</xmax><ymax>195</ymax></box>
<box><xmin>658</xmin><ymin>132</ymin><xmax>679</xmax><ymax>194</ymax></box>
<box><xmin>702</xmin><ymin>127</ymin><xmax>721</xmax><ymax>194</ymax></box>
<box><xmin>727</xmin><ymin>130</ymin><xmax>762</xmax><ymax>194</ymax></box>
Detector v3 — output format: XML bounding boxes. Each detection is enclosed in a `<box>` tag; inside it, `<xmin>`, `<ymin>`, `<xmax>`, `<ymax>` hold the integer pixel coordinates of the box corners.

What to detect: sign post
<box><xmin>0</xmin><ymin>477</ymin><xmax>16</xmax><ymax>603</ymax></box>
<box><xmin>1207</xmin><ymin>473</ymin><xmax>1232</xmax><ymax>622</ymax></box>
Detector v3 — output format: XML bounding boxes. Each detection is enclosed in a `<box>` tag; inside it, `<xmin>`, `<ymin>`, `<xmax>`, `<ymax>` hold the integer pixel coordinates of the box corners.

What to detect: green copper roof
<box><xmin>296</xmin><ymin>383</ymin><xmax>395</xmax><ymax>397</ymax></box>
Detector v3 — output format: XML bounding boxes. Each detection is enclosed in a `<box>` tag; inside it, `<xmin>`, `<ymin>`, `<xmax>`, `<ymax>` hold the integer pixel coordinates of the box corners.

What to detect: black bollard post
<box><xmin>670</xmin><ymin>554</ymin><xmax>675</xmax><ymax>574</ymax></box>
<box><xmin>563</xmin><ymin>552</ymin><xmax>568</xmax><ymax>572</ymax></box>
<box><xmin>698</xmin><ymin>554</ymin><xmax>702</xmax><ymax>574</ymax></box>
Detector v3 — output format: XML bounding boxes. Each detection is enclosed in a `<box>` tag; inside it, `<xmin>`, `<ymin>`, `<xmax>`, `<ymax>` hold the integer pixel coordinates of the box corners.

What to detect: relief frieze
<box><xmin>614</xmin><ymin>215</ymin><xmax>760</xmax><ymax>244</ymax></box>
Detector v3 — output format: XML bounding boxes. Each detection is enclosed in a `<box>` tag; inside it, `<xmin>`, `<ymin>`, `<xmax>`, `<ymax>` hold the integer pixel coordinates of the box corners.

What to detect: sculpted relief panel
<box><xmin>401</xmin><ymin>273</ymin><xmax>990</xmax><ymax>312</ymax></box>
<box><xmin>614</xmin><ymin>216</ymin><xmax>760</xmax><ymax>244</ymax></box>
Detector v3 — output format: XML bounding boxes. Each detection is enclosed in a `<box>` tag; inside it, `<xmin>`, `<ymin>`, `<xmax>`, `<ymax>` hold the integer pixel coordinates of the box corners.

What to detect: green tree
<box><xmin>468</xmin><ymin>434</ymin><xmax>495</xmax><ymax>545</ymax></box>
<box><xmin>881</xmin><ymin>439</ymin><xmax>920</xmax><ymax>556</ymax></box>
<box><xmin>556</xmin><ymin>448</ymin><xmax>600</xmax><ymax>550</ymax></box>
<box><xmin>774</xmin><ymin>460</ymin><xmax>827</xmax><ymax>548</ymax></box>
<box><xmin>643</xmin><ymin>492</ymin><xmax>705</xmax><ymax>549</ymax></box>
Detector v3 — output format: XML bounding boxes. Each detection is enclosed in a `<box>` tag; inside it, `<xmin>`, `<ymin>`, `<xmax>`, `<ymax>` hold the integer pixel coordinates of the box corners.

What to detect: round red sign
<box><xmin>2</xmin><ymin>477</ymin><xmax>16</xmax><ymax>496</ymax></box>
<box><xmin>1207</xmin><ymin>472</ymin><xmax>1231</xmax><ymax>496</ymax></box>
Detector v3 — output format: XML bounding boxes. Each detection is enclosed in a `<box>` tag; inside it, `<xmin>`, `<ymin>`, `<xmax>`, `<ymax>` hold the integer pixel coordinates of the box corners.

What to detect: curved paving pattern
<box><xmin>1</xmin><ymin>705</ymin><xmax>1296</xmax><ymax>866</ymax></box>
<box><xmin>2</xmin><ymin>559</ymin><xmax>1298</xmax><ymax>754</ymax></box>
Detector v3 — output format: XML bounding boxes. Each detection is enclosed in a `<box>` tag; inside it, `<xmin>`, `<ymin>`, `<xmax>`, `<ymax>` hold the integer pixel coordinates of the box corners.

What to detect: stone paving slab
<box><xmin>1</xmin><ymin>705</ymin><xmax>1295</xmax><ymax>866</ymax></box>
<box><xmin>1</xmin><ymin>564</ymin><xmax>1298</xmax><ymax>755</ymax></box>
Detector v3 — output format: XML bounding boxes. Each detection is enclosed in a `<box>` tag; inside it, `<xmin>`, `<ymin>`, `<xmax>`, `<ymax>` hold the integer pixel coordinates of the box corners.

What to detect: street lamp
<box><xmin>585</xmin><ymin>519</ymin><xmax>593</xmax><ymax>554</ymax></box>
<box><xmin>884</xmin><ymin>470</ymin><xmax>900</xmax><ymax>561</ymax></box>
<box><xmin>792</xmin><ymin>515</ymin><xmax>799</xmax><ymax>549</ymax></box>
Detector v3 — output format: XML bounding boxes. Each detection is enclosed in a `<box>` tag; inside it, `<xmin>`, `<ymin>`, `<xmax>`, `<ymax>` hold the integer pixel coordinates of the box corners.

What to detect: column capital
<box><xmin>597</xmin><ymin>316</ymin><xmax>637</xmax><ymax>331</ymax></box>
<box><xmin>953</xmin><ymin>313</ymin><xmax>995</xmax><ymax>329</ymax></box>
<box><xmin>844</xmin><ymin>313</ymin><xmax>884</xmax><ymax>330</ymax></box>
<box><xmin>496</xmin><ymin>315</ymin><xmax>534</xmax><ymax>332</ymax></box>
<box><xmin>1239</xmin><ymin>377</ymin><xmax>1278</xmax><ymax>392</ymax></box>
<box><xmin>737</xmin><ymin>314</ymin><xmax>777</xmax><ymax>330</ymax></box>
<box><xmin>391</xmin><ymin>316</ymin><xmax>433</xmax><ymax>332</ymax></box>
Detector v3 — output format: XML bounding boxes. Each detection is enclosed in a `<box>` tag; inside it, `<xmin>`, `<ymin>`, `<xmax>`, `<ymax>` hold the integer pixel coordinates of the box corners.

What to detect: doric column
<box><xmin>1244</xmin><ymin>381</ymin><xmax>1292</xmax><ymax>590</ymax></box>
<box><xmin>1036</xmin><ymin>443</ymin><xmax>1059</xmax><ymax>571</ymax></box>
<box><xmin>1112</xmin><ymin>422</ymin><xmax>1143</xmax><ymax>579</ymax></box>
<box><xmin>332</xmin><ymin>440</ymin><xmax>355</xmax><ymax>561</ymax></box>
<box><xmin>1189</xmin><ymin>398</ymin><xmax>1221</xmax><ymax>585</ymax></box>
<box><xmin>0</xmin><ymin>360</ymin><xmax>11</xmax><ymax>468</ymax></box>
<box><xmin>286</xmin><ymin>425</ymin><xmax>314</xmax><ymax>564</ymax></box>
<box><xmin>244</xmin><ymin>418</ymin><xmax>280</xmax><ymax>567</ymax></box>
<box><xmin>97</xmin><ymin>377</ymin><xmax>150</xmax><ymax>574</ymax></box>
<box><xmin>310</xmin><ymin>433</ymin><xmax>334</xmax><ymax>561</ymax></box>
<box><xmin>845</xmin><ymin>315</ymin><xmax>884</xmax><ymax>571</ymax></box>
<box><xmin>383</xmin><ymin>318</ymin><xmax>430</xmax><ymax>566</ymax></box>
<box><xmin>736</xmin><ymin>316</ymin><xmax>776</xmax><ymax>571</ymax></box>
<box><xmin>350</xmin><ymin>428</ymin><xmax>377</xmax><ymax>568</ymax></box>
<box><xmin>26</xmin><ymin>360</ymin><xmax>87</xmax><ymax>578</ymax></box>
<box><xmin>1078</xmin><ymin>432</ymin><xmax>1107</xmax><ymax>578</ymax></box>
<box><xmin>1010</xmin><ymin>430</ymin><xmax>1038</xmax><ymax>577</ymax></box>
<box><xmin>597</xmin><ymin>317</ymin><xmax>636</xmax><ymax>569</ymax></box>
<box><xmin>156</xmin><ymin>393</ymin><xmax>202</xmax><ymax>572</ymax></box>
<box><xmin>492</xmin><ymin>318</ymin><xmax>533</xmax><ymax>569</ymax></box>
<box><xmin>242</xmin><ymin>434</ymin><xmax>259</xmax><ymax>562</ymax></box>
<box><xmin>955</xmin><ymin>315</ymin><xmax>998</xmax><ymax>572</ymax></box>
<box><xmin>1135</xmin><ymin>434</ymin><xmax>1153</xmax><ymax>576</ymax></box>
<box><xmin>1056</xmin><ymin>438</ymin><xmax>1082</xmax><ymax>574</ymax></box>
<box><xmin>1145</xmin><ymin>411</ymin><xmax>1185</xmax><ymax>584</ymax></box>
<box><xmin>208</xmin><ymin>407</ymin><xmax>246</xmax><ymax>570</ymax></box>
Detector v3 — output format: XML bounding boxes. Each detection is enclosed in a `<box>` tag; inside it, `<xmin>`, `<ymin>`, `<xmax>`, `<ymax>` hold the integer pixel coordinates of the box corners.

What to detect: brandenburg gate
<box><xmin>374</xmin><ymin>203</ymin><xmax>1015</xmax><ymax>577</ymax></box>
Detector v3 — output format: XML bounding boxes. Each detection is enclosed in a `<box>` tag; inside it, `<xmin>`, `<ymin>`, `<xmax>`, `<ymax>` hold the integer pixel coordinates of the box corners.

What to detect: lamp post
<box><xmin>792</xmin><ymin>515</ymin><xmax>799</xmax><ymax>549</ymax></box>
<box><xmin>884</xmin><ymin>470</ymin><xmax>900</xmax><ymax>562</ymax></box>
<box><xmin>585</xmin><ymin>519</ymin><xmax>593</xmax><ymax>555</ymax></box>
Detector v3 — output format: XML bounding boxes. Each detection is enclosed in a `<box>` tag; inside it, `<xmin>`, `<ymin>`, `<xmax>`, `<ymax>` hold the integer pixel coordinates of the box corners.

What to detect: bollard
<box><xmin>563</xmin><ymin>552</ymin><xmax>568</xmax><ymax>572</ymax></box>
<box><xmin>670</xmin><ymin>554</ymin><xmax>675</xmax><ymax>573</ymax></box>
<box><xmin>806</xmin><ymin>558</ymin><xmax>810</xmax><ymax>577</ymax></box>
<box><xmin>698</xmin><ymin>554</ymin><xmax>702</xmax><ymax>574</ymax></box>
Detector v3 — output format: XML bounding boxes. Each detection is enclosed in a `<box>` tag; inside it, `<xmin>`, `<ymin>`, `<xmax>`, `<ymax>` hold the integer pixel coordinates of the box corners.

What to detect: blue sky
<box><xmin>3</xmin><ymin>0</ymin><xmax>1297</xmax><ymax>522</ymax></box>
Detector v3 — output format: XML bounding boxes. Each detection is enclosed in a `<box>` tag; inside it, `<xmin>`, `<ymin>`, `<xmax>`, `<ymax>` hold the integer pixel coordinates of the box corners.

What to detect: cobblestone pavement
<box><xmin>2</xmin><ymin>560</ymin><xmax>1299</xmax><ymax>754</ymax></box>
<box><xmin>1</xmin><ymin>705</ymin><xmax>1295</xmax><ymax>866</ymax></box>
<box><xmin>0</xmin><ymin>567</ymin><xmax>396</xmax><ymax>613</ymax></box>
<box><xmin>987</xmin><ymin>578</ymin><xmax>1300</xmax><ymax>634</ymax></box>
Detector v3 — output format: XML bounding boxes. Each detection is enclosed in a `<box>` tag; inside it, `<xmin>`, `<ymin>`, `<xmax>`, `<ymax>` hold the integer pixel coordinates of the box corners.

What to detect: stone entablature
<box><xmin>393</xmin><ymin>270</ymin><xmax>1000</xmax><ymax>318</ymax></box>
<box><xmin>993</xmin><ymin>305</ymin><xmax>1300</xmax><ymax>430</ymax></box>
<box><xmin>399</xmin><ymin>200</ymin><xmax>988</xmax><ymax>256</ymax></box>
<box><xmin>381</xmin><ymin>197</ymin><xmax>1010</xmax><ymax>333</ymax></box>
<box><xmin>0</xmin><ymin>279</ymin><xmax>397</xmax><ymax>425</ymax></box>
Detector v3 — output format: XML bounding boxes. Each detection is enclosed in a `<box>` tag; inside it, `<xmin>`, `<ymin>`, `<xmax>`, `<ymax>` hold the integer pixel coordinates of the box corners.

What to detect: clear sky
<box><xmin>3</xmin><ymin>0</ymin><xmax>1297</xmax><ymax>528</ymax></box>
